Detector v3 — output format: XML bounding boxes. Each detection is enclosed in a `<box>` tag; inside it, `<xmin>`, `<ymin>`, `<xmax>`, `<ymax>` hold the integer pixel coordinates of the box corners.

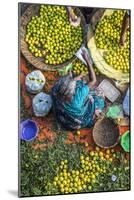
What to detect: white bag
<box><xmin>33</xmin><ymin>92</ymin><xmax>52</xmax><ymax>117</ymax></box>
<box><xmin>25</xmin><ymin>70</ymin><xmax>45</xmax><ymax>94</ymax></box>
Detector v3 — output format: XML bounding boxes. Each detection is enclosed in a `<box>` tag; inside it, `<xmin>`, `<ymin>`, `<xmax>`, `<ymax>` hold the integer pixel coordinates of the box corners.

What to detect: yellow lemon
<box><xmin>85</xmin><ymin>142</ymin><xmax>89</xmax><ymax>147</ymax></box>
<box><xmin>90</xmin><ymin>151</ymin><xmax>94</xmax><ymax>157</ymax></box>
<box><xmin>83</xmin><ymin>184</ymin><xmax>86</xmax><ymax>189</ymax></box>
<box><xmin>85</xmin><ymin>161</ymin><xmax>89</xmax><ymax>166</ymax></box>
<box><xmin>106</xmin><ymin>149</ymin><xmax>110</xmax><ymax>154</ymax></box>
<box><xmin>74</xmin><ymin>188</ymin><xmax>78</xmax><ymax>193</ymax></box>
<box><xmin>85</xmin><ymin>156</ymin><xmax>89</xmax><ymax>161</ymax></box>
<box><xmin>92</xmin><ymin>174</ymin><xmax>96</xmax><ymax>179</ymax></box>
<box><xmin>77</xmin><ymin>130</ymin><xmax>81</xmax><ymax>135</ymax></box>
<box><xmin>70</xmin><ymin>182</ymin><xmax>73</xmax><ymax>187</ymax></box>
<box><xmin>87</xmin><ymin>178</ymin><xmax>91</xmax><ymax>182</ymax></box>
<box><xmin>76</xmin><ymin>170</ymin><xmax>79</xmax><ymax>176</ymax></box>
<box><xmin>61</xmin><ymin>188</ymin><xmax>64</xmax><ymax>193</ymax></box>
<box><xmin>80</xmin><ymin>174</ymin><xmax>84</xmax><ymax>178</ymax></box>
<box><xmin>111</xmin><ymin>149</ymin><xmax>115</xmax><ymax>153</ymax></box>
<box><xmin>77</xmin><ymin>181</ymin><xmax>81</xmax><ymax>186</ymax></box>
<box><xmin>92</xmin><ymin>179</ymin><xmax>96</xmax><ymax>184</ymax></box>
<box><xmin>63</xmin><ymin>180</ymin><xmax>67</xmax><ymax>185</ymax></box>
<box><xmin>74</xmin><ymin>182</ymin><xmax>77</xmax><ymax>187</ymax></box>
<box><xmin>78</xmin><ymin>186</ymin><xmax>82</xmax><ymax>191</ymax></box>
<box><xmin>81</xmin><ymin>160</ymin><xmax>85</xmax><ymax>164</ymax></box>
<box><xmin>54</xmin><ymin>177</ymin><xmax>58</xmax><ymax>182</ymax></box>
<box><xmin>68</xmin><ymin>188</ymin><xmax>72</xmax><ymax>193</ymax></box>
<box><xmin>88</xmin><ymin>185</ymin><xmax>92</xmax><ymax>190</ymax></box>
<box><xmin>60</xmin><ymin>177</ymin><xmax>64</xmax><ymax>182</ymax></box>
<box><xmin>80</xmin><ymin>155</ymin><xmax>84</xmax><ymax>160</ymax></box>
<box><xmin>105</xmin><ymin>154</ymin><xmax>110</xmax><ymax>159</ymax></box>
<box><xmin>60</xmin><ymin>184</ymin><xmax>64</xmax><ymax>188</ymax></box>
<box><xmin>95</xmin><ymin>146</ymin><xmax>100</xmax><ymax>151</ymax></box>
<box><xmin>95</xmin><ymin>152</ymin><xmax>98</xmax><ymax>157</ymax></box>
<box><xmin>53</xmin><ymin>181</ymin><xmax>57</xmax><ymax>186</ymax></box>
<box><xmin>64</xmin><ymin>187</ymin><xmax>68</xmax><ymax>192</ymax></box>
<box><xmin>113</xmin><ymin>154</ymin><xmax>116</xmax><ymax>158</ymax></box>
<box><xmin>99</xmin><ymin>151</ymin><xmax>103</xmax><ymax>157</ymax></box>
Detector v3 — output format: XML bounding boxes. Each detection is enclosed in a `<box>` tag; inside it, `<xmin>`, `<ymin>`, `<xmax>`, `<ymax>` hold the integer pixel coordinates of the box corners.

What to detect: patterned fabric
<box><xmin>51</xmin><ymin>78</ymin><xmax>105</xmax><ymax>130</ymax></box>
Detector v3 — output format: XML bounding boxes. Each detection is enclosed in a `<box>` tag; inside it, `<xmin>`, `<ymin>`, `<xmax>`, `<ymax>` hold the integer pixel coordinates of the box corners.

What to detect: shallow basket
<box><xmin>93</xmin><ymin>117</ymin><xmax>120</xmax><ymax>148</ymax></box>
<box><xmin>87</xmin><ymin>9</ymin><xmax>129</xmax><ymax>83</ymax></box>
<box><xmin>20</xmin><ymin>5</ymin><xmax>86</xmax><ymax>71</ymax></box>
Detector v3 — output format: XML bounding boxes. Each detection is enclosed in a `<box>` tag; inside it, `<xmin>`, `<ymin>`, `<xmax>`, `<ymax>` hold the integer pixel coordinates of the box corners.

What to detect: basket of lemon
<box><xmin>20</xmin><ymin>4</ymin><xmax>86</xmax><ymax>71</ymax></box>
<box><xmin>87</xmin><ymin>9</ymin><xmax>130</xmax><ymax>83</ymax></box>
<box><xmin>71</xmin><ymin>56</ymin><xmax>100</xmax><ymax>75</ymax></box>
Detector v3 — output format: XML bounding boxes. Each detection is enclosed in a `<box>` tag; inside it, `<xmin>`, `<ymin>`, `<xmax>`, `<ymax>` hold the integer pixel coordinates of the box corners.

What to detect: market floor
<box><xmin>19</xmin><ymin>55</ymin><xmax>130</xmax><ymax>197</ymax></box>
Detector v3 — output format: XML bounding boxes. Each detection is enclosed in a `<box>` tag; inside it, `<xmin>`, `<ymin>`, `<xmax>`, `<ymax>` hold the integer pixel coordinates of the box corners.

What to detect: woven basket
<box><xmin>87</xmin><ymin>9</ymin><xmax>129</xmax><ymax>83</ymax></box>
<box><xmin>20</xmin><ymin>5</ymin><xmax>86</xmax><ymax>71</ymax></box>
<box><xmin>93</xmin><ymin>117</ymin><xmax>120</xmax><ymax>148</ymax></box>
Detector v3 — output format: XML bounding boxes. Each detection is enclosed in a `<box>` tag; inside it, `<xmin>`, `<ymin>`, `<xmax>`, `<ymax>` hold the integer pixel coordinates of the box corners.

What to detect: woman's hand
<box><xmin>120</xmin><ymin>33</ymin><xmax>126</xmax><ymax>46</ymax></box>
<box><xmin>69</xmin><ymin>70</ymin><xmax>73</xmax><ymax>77</ymax></box>
<box><xmin>119</xmin><ymin>12</ymin><xmax>129</xmax><ymax>47</ymax></box>
<box><xmin>69</xmin><ymin>16</ymin><xmax>81</xmax><ymax>27</ymax></box>
<box><xmin>67</xmin><ymin>7</ymin><xmax>81</xmax><ymax>27</ymax></box>
<box><xmin>81</xmin><ymin>49</ymin><xmax>91</xmax><ymax>65</ymax></box>
<box><xmin>81</xmin><ymin>49</ymin><xmax>97</xmax><ymax>89</ymax></box>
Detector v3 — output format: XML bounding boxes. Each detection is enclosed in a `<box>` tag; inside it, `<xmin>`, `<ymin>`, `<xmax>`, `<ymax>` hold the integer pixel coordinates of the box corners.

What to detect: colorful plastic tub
<box><xmin>20</xmin><ymin>119</ymin><xmax>39</xmax><ymax>141</ymax></box>
<box><xmin>121</xmin><ymin>130</ymin><xmax>130</xmax><ymax>152</ymax></box>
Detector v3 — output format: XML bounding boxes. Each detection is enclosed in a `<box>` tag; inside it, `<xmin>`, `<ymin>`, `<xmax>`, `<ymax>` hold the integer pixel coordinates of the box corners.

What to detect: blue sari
<box><xmin>51</xmin><ymin>80</ymin><xmax>104</xmax><ymax>130</ymax></box>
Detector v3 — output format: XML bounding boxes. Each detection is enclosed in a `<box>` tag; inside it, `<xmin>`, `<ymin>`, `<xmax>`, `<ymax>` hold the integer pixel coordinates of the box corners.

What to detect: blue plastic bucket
<box><xmin>20</xmin><ymin>119</ymin><xmax>39</xmax><ymax>141</ymax></box>
<box><xmin>123</xmin><ymin>88</ymin><xmax>129</xmax><ymax>116</ymax></box>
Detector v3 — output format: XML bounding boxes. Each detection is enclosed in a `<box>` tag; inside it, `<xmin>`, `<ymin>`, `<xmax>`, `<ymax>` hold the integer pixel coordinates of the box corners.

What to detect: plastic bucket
<box><xmin>120</xmin><ymin>130</ymin><xmax>130</xmax><ymax>152</ymax></box>
<box><xmin>123</xmin><ymin>88</ymin><xmax>129</xmax><ymax>116</ymax></box>
<box><xmin>20</xmin><ymin>119</ymin><xmax>39</xmax><ymax>141</ymax></box>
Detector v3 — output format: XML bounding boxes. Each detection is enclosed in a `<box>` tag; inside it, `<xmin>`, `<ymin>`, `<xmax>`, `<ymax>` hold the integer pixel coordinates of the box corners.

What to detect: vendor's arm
<box><xmin>66</xmin><ymin>6</ymin><xmax>81</xmax><ymax>27</ymax></box>
<box><xmin>82</xmin><ymin>49</ymin><xmax>97</xmax><ymax>89</ymax></box>
<box><xmin>120</xmin><ymin>12</ymin><xmax>130</xmax><ymax>46</ymax></box>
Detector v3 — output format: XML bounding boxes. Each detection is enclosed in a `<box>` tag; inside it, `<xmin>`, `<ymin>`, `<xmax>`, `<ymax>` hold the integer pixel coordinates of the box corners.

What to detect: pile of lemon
<box><xmin>95</xmin><ymin>10</ymin><xmax>130</xmax><ymax>73</ymax></box>
<box><xmin>72</xmin><ymin>59</ymin><xmax>88</xmax><ymax>75</ymax></box>
<box><xmin>52</xmin><ymin>147</ymin><xmax>116</xmax><ymax>194</ymax></box>
<box><xmin>72</xmin><ymin>59</ymin><xmax>100</xmax><ymax>76</ymax></box>
<box><xmin>26</xmin><ymin>5</ymin><xmax>83</xmax><ymax>65</ymax></box>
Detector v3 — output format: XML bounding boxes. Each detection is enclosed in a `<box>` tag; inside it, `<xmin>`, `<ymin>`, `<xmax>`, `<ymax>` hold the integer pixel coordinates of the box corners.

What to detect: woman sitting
<box><xmin>51</xmin><ymin>50</ymin><xmax>105</xmax><ymax>130</ymax></box>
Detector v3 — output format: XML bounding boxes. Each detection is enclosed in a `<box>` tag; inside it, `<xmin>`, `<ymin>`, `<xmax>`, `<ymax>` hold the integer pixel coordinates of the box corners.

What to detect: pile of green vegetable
<box><xmin>20</xmin><ymin>133</ymin><xmax>130</xmax><ymax>197</ymax></box>
<box><xmin>26</xmin><ymin>5</ymin><xmax>83</xmax><ymax>65</ymax></box>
